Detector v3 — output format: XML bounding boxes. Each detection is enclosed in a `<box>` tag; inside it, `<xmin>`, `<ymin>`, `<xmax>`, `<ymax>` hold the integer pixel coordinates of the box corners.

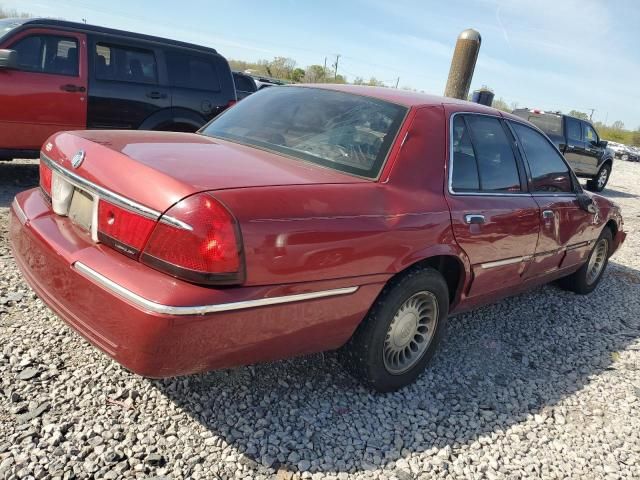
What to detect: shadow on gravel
<box><xmin>154</xmin><ymin>261</ymin><xmax>640</xmax><ymax>476</ymax></box>
<box><xmin>0</xmin><ymin>161</ymin><xmax>39</xmax><ymax>208</ymax></box>
<box><xmin>599</xmin><ymin>187</ymin><xmax>638</xmax><ymax>199</ymax></box>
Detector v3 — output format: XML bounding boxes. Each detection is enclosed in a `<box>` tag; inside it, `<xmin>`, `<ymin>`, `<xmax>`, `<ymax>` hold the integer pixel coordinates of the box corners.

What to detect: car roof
<box><xmin>16</xmin><ymin>18</ymin><xmax>218</xmax><ymax>54</ymax></box>
<box><xmin>297</xmin><ymin>84</ymin><xmax>501</xmax><ymax>111</ymax></box>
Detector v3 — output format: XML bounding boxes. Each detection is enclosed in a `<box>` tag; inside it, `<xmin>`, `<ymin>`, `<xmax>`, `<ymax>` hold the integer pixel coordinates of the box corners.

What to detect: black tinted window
<box><xmin>511</xmin><ymin>123</ymin><xmax>573</xmax><ymax>193</ymax></box>
<box><xmin>233</xmin><ymin>73</ymin><xmax>256</xmax><ymax>92</ymax></box>
<box><xmin>11</xmin><ymin>35</ymin><xmax>78</xmax><ymax>76</ymax></box>
<box><xmin>527</xmin><ymin>115</ymin><xmax>562</xmax><ymax>136</ymax></box>
<box><xmin>566</xmin><ymin>117</ymin><xmax>582</xmax><ymax>143</ymax></box>
<box><xmin>451</xmin><ymin>116</ymin><xmax>480</xmax><ymax>191</ymax></box>
<box><xmin>166</xmin><ymin>51</ymin><xmax>221</xmax><ymax>91</ymax></box>
<box><xmin>95</xmin><ymin>43</ymin><xmax>157</xmax><ymax>84</ymax></box>
<box><xmin>466</xmin><ymin>115</ymin><xmax>521</xmax><ymax>192</ymax></box>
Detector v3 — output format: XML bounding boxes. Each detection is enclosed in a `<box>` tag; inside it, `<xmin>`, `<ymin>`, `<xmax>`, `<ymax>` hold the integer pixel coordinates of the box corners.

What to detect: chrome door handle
<box><xmin>464</xmin><ymin>214</ymin><xmax>485</xmax><ymax>224</ymax></box>
<box><xmin>542</xmin><ymin>210</ymin><xmax>554</xmax><ymax>219</ymax></box>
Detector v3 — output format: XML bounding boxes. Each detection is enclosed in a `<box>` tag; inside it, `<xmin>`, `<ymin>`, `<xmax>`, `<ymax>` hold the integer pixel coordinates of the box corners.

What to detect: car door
<box><xmin>87</xmin><ymin>37</ymin><xmax>170</xmax><ymax>129</ymax></box>
<box><xmin>0</xmin><ymin>28</ymin><xmax>87</xmax><ymax>151</ymax></box>
<box><xmin>581</xmin><ymin>122</ymin><xmax>603</xmax><ymax>175</ymax></box>
<box><xmin>446</xmin><ymin>112</ymin><xmax>540</xmax><ymax>301</ymax></box>
<box><xmin>509</xmin><ymin>121</ymin><xmax>597</xmax><ymax>278</ymax></box>
<box><xmin>562</xmin><ymin>116</ymin><xmax>587</xmax><ymax>174</ymax></box>
<box><xmin>165</xmin><ymin>48</ymin><xmax>236</xmax><ymax>125</ymax></box>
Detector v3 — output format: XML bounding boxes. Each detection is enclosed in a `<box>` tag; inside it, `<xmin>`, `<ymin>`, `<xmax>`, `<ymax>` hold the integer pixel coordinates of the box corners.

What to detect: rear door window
<box><xmin>511</xmin><ymin>122</ymin><xmax>573</xmax><ymax>193</ymax></box>
<box><xmin>10</xmin><ymin>34</ymin><xmax>79</xmax><ymax>76</ymax></box>
<box><xmin>94</xmin><ymin>43</ymin><xmax>157</xmax><ymax>84</ymax></box>
<box><xmin>166</xmin><ymin>51</ymin><xmax>221</xmax><ymax>91</ymax></box>
<box><xmin>451</xmin><ymin>114</ymin><xmax>522</xmax><ymax>193</ymax></box>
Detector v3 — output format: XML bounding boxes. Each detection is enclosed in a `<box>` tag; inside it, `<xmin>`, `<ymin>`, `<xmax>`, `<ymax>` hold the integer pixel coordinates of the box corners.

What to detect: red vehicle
<box><xmin>10</xmin><ymin>85</ymin><xmax>626</xmax><ymax>391</ymax></box>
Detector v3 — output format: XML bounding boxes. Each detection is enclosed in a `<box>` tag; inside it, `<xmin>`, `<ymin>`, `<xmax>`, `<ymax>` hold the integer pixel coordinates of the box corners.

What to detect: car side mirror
<box><xmin>577</xmin><ymin>192</ymin><xmax>597</xmax><ymax>213</ymax></box>
<box><xmin>598</xmin><ymin>140</ymin><xmax>608</xmax><ymax>148</ymax></box>
<box><xmin>0</xmin><ymin>49</ymin><xmax>18</xmax><ymax>69</ymax></box>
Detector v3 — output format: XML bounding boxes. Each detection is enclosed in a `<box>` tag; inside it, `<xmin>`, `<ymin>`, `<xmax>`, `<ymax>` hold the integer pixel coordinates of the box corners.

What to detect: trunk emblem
<box><xmin>71</xmin><ymin>150</ymin><xmax>85</xmax><ymax>168</ymax></box>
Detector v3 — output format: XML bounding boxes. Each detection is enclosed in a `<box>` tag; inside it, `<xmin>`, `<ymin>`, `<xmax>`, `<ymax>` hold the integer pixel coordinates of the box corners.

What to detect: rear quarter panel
<box><xmin>213</xmin><ymin>105</ymin><xmax>469</xmax><ymax>294</ymax></box>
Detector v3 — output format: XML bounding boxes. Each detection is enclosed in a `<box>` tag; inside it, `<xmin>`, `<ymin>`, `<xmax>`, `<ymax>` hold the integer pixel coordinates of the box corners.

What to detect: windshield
<box><xmin>201</xmin><ymin>86</ymin><xmax>407</xmax><ymax>178</ymax></box>
<box><xmin>0</xmin><ymin>18</ymin><xmax>26</xmax><ymax>41</ymax></box>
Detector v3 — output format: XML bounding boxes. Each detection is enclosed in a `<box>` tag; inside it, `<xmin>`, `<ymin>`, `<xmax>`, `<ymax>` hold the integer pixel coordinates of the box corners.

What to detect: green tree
<box><xmin>291</xmin><ymin>68</ymin><xmax>305</xmax><ymax>83</ymax></box>
<box><xmin>568</xmin><ymin>110</ymin><xmax>589</xmax><ymax>120</ymax></box>
<box><xmin>491</xmin><ymin>97</ymin><xmax>511</xmax><ymax>112</ymax></box>
<box><xmin>366</xmin><ymin>77</ymin><xmax>385</xmax><ymax>87</ymax></box>
<box><xmin>352</xmin><ymin>77</ymin><xmax>365</xmax><ymax>85</ymax></box>
<box><xmin>303</xmin><ymin>64</ymin><xmax>326</xmax><ymax>83</ymax></box>
<box><xmin>611</xmin><ymin>120</ymin><xmax>625</xmax><ymax>131</ymax></box>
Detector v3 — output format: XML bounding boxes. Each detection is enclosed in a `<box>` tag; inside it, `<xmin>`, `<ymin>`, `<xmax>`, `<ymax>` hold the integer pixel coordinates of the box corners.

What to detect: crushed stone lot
<box><xmin>1</xmin><ymin>158</ymin><xmax>639</xmax><ymax>480</ymax></box>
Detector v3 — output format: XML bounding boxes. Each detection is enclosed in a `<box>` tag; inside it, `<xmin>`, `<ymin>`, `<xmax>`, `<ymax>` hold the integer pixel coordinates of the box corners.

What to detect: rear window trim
<box><xmin>201</xmin><ymin>86</ymin><xmax>410</xmax><ymax>181</ymax></box>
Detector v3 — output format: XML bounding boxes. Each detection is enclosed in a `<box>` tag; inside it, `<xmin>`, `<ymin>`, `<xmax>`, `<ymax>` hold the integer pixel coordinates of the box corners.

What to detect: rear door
<box><xmin>165</xmin><ymin>49</ymin><xmax>236</xmax><ymax>125</ymax></box>
<box><xmin>87</xmin><ymin>38</ymin><xmax>170</xmax><ymax>129</ymax></box>
<box><xmin>509</xmin><ymin>121</ymin><xmax>597</xmax><ymax>277</ymax></box>
<box><xmin>563</xmin><ymin>116</ymin><xmax>587</xmax><ymax>174</ymax></box>
<box><xmin>0</xmin><ymin>28</ymin><xmax>87</xmax><ymax>150</ymax></box>
<box><xmin>446</xmin><ymin>112</ymin><xmax>540</xmax><ymax>301</ymax></box>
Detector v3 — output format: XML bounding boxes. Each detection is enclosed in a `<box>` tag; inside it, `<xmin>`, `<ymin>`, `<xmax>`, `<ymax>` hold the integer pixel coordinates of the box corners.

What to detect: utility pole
<box><xmin>323</xmin><ymin>57</ymin><xmax>327</xmax><ymax>82</ymax></box>
<box><xmin>333</xmin><ymin>54</ymin><xmax>341</xmax><ymax>81</ymax></box>
<box><xmin>444</xmin><ymin>29</ymin><xmax>481</xmax><ymax>100</ymax></box>
<box><xmin>395</xmin><ymin>77</ymin><xmax>400</xmax><ymax>88</ymax></box>
<box><xmin>588</xmin><ymin>108</ymin><xmax>595</xmax><ymax>121</ymax></box>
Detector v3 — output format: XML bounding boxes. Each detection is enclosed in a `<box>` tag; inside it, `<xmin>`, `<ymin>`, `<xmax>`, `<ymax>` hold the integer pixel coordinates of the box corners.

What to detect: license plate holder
<box><xmin>68</xmin><ymin>188</ymin><xmax>94</xmax><ymax>232</ymax></box>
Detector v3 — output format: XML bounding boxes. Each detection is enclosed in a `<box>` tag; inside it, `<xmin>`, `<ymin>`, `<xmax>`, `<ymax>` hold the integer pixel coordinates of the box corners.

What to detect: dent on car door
<box><xmin>0</xmin><ymin>29</ymin><xmax>87</xmax><ymax>150</ymax></box>
<box><xmin>509</xmin><ymin>121</ymin><xmax>596</xmax><ymax>277</ymax></box>
<box><xmin>446</xmin><ymin>113</ymin><xmax>539</xmax><ymax>301</ymax></box>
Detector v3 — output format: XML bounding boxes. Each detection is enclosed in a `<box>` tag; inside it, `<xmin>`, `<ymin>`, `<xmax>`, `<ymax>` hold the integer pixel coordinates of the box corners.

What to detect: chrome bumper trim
<box><xmin>11</xmin><ymin>198</ymin><xmax>28</xmax><ymax>225</ymax></box>
<box><xmin>73</xmin><ymin>262</ymin><xmax>359</xmax><ymax>316</ymax></box>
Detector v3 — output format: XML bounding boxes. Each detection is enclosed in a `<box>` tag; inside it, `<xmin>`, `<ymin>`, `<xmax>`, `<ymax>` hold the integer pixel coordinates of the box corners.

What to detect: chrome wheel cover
<box><xmin>586</xmin><ymin>238</ymin><xmax>608</xmax><ymax>285</ymax></box>
<box><xmin>383</xmin><ymin>291</ymin><xmax>438</xmax><ymax>375</ymax></box>
<box><xmin>597</xmin><ymin>167</ymin><xmax>609</xmax><ymax>189</ymax></box>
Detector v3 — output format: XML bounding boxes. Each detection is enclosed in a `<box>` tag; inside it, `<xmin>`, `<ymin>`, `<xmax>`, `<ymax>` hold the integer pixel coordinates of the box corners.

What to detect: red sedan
<box><xmin>10</xmin><ymin>85</ymin><xmax>626</xmax><ymax>391</ymax></box>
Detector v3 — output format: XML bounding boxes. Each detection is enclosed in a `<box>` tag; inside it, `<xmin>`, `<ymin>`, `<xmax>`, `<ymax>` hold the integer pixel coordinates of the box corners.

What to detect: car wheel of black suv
<box><xmin>586</xmin><ymin>163</ymin><xmax>611</xmax><ymax>192</ymax></box>
<box><xmin>343</xmin><ymin>268</ymin><xmax>449</xmax><ymax>392</ymax></box>
<box><xmin>558</xmin><ymin>227</ymin><xmax>612</xmax><ymax>294</ymax></box>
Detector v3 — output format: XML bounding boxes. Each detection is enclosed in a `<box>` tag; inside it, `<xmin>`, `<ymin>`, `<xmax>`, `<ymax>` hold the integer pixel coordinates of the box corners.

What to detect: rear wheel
<box><xmin>586</xmin><ymin>163</ymin><xmax>611</xmax><ymax>192</ymax></box>
<box><xmin>558</xmin><ymin>228</ymin><xmax>612</xmax><ymax>294</ymax></box>
<box><xmin>343</xmin><ymin>268</ymin><xmax>449</xmax><ymax>392</ymax></box>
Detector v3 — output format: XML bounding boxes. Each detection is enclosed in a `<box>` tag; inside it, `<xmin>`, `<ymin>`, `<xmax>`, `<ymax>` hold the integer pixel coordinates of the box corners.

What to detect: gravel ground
<box><xmin>1</xmin><ymin>158</ymin><xmax>639</xmax><ymax>480</ymax></box>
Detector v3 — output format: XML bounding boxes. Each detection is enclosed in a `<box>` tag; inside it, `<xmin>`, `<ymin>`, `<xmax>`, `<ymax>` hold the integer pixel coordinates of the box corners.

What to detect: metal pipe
<box><xmin>444</xmin><ymin>29</ymin><xmax>482</xmax><ymax>100</ymax></box>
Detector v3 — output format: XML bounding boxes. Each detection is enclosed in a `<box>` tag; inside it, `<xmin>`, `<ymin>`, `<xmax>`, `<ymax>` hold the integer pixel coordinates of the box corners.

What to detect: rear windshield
<box><xmin>201</xmin><ymin>87</ymin><xmax>407</xmax><ymax>178</ymax></box>
<box><xmin>0</xmin><ymin>18</ymin><xmax>26</xmax><ymax>41</ymax></box>
<box><xmin>527</xmin><ymin>114</ymin><xmax>562</xmax><ymax>136</ymax></box>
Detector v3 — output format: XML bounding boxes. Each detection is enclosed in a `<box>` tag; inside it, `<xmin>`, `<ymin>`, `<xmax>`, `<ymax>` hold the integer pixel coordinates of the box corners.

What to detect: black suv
<box><xmin>0</xmin><ymin>18</ymin><xmax>236</xmax><ymax>159</ymax></box>
<box><xmin>512</xmin><ymin>109</ymin><xmax>614</xmax><ymax>191</ymax></box>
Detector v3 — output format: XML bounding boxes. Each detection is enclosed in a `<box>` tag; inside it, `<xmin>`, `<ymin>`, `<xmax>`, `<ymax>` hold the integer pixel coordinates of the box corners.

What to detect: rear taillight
<box><xmin>39</xmin><ymin>162</ymin><xmax>52</xmax><ymax>197</ymax></box>
<box><xmin>97</xmin><ymin>200</ymin><xmax>156</xmax><ymax>258</ymax></box>
<box><xmin>141</xmin><ymin>193</ymin><xmax>244</xmax><ymax>285</ymax></box>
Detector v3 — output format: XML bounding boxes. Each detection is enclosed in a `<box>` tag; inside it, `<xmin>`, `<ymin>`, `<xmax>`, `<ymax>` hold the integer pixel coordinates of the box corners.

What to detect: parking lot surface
<box><xmin>1</xmin><ymin>159</ymin><xmax>639</xmax><ymax>479</ymax></box>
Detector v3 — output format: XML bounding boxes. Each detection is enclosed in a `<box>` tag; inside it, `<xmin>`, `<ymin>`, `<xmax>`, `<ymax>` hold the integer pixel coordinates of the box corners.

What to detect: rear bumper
<box><xmin>10</xmin><ymin>189</ymin><xmax>383</xmax><ymax>377</ymax></box>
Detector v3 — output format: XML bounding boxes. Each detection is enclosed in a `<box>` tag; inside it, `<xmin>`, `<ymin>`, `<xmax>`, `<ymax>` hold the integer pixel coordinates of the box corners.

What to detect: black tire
<box><xmin>343</xmin><ymin>268</ymin><xmax>449</xmax><ymax>392</ymax></box>
<box><xmin>585</xmin><ymin>162</ymin><xmax>611</xmax><ymax>192</ymax></box>
<box><xmin>558</xmin><ymin>227</ymin><xmax>612</xmax><ymax>294</ymax></box>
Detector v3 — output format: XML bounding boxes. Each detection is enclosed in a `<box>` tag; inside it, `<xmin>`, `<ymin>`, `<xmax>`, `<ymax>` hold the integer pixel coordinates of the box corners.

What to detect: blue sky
<box><xmin>6</xmin><ymin>0</ymin><xmax>640</xmax><ymax>128</ymax></box>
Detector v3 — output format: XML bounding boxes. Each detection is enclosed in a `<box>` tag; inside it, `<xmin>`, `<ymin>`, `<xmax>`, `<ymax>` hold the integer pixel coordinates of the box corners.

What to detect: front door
<box><xmin>563</xmin><ymin>116</ymin><xmax>587</xmax><ymax>174</ymax></box>
<box><xmin>508</xmin><ymin>121</ymin><xmax>596</xmax><ymax>278</ymax></box>
<box><xmin>0</xmin><ymin>28</ymin><xmax>87</xmax><ymax>151</ymax></box>
<box><xmin>446</xmin><ymin>112</ymin><xmax>540</xmax><ymax>301</ymax></box>
<box><xmin>581</xmin><ymin>122</ymin><xmax>604</xmax><ymax>176</ymax></box>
